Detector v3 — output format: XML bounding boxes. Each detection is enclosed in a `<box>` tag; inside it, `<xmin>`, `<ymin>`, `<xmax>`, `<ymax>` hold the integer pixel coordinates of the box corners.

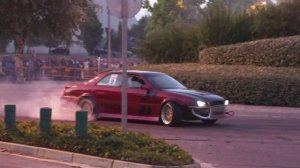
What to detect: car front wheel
<box><xmin>78</xmin><ymin>98</ymin><xmax>97</xmax><ymax>121</ymax></box>
<box><xmin>160</xmin><ymin>102</ymin><xmax>182</xmax><ymax>126</ymax></box>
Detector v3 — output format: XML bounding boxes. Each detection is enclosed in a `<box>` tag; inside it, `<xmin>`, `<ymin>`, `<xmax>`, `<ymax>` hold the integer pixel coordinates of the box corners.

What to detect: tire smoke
<box><xmin>0</xmin><ymin>81</ymin><xmax>79</xmax><ymax>121</ymax></box>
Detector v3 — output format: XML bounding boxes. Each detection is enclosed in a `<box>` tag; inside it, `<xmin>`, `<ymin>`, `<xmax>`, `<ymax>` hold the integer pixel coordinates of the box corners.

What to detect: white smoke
<box><xmin>0</xmin><ymin>81</ymin><xmax>79</xmax><ymax>121</ymax></box>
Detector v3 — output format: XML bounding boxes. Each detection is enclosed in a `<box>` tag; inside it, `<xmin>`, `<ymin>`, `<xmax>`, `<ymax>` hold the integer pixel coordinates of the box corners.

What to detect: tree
<box><xmin>111</xmin><ymin>23</ymin><xmax>122</xmax><ymax>52</ymax></box>
<box><xmin>145</xmin><ymin>0</ymin><xmax>205</xmax><ymax>31</ymax></box>
<box><xmin>139</xmin><ymin>24</ymin><xmax>199</xmax><ymax>63</ymax></box>
<box><xmin>251</xmin><ymin>0</ymin><xmax>300</xmax><ymax>38</ymax></box>
<box><xmin>198</xmin><ymin>0</ymin><xmax>235</xmax><ymax>46</ymax></box>
<box><xmin>138</xmin><ymin>0</ymin><xmax>205</xmax><ymax>63</ymax></box>
<box><xmin>129</xmin><ymin>16</ymin><xmax>148</xmax><ymax>51</ymax></box>
<box><xmin>78</xmin><ymin>5</ymin><xmax>103</xmax><ymax>55</ymax></box>
<box><xmin>0</xmin><ymin>0</ymin><xmax>92</xmax><ymax>81</ymax></box>
<box><xmin>0</xmin><ymin>34</ymin><xmax>10</xmax><ymax>53</ymax></box>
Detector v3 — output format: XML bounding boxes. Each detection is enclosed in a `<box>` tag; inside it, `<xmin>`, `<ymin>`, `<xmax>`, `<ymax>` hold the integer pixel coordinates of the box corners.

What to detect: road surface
<box><xmin>0</xmin><ymin>82</ymin><xmax>299</xmax><ymax>168</ymax></box>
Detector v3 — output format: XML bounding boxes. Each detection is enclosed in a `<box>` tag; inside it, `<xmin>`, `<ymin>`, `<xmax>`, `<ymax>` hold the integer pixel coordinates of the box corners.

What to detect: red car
<box><xmin>61</xmin><ymin>70</ymin><xmax>229</xmax><ymax>126</ymax></box>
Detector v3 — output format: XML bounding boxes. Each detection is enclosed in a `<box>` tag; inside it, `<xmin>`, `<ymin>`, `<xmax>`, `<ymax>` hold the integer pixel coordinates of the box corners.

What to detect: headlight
<box><xmin>197</xmin><ymin>100</ymin><xmax>206</xmax><ymax>107</ymax></box>
<box><xmin>224</xmin><ymin>100</ymin><xmax>229</xmax><ymax>106</ymax></box>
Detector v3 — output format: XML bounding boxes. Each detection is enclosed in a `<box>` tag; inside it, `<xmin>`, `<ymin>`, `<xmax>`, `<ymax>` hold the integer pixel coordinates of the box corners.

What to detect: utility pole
<box><xmin>107</xmin><ymin>8</ymin><xmax>112</xmax><ymax>68</ymax></box>
<box><xmin>121</xmin><ymin>0</ymin><xmax>128</xmax><ymax>134</ymax></box>
<box><xmin>107</xmin><ymin>0</ymin><xmax>142</xmax><ymax>135</ymax></box>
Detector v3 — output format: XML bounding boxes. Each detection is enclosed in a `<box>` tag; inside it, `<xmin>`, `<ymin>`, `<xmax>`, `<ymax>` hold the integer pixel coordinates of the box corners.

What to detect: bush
<box><xmin>0</xmin><ymin>121</ymin><xmax>193</xmax><ymax>166</ymax></box>
<box><xmin>133</xmin><ymin>64</ymin><xmax>300</xmax><ymax>107</ymax></box>
<box><xmin>199</xmin><ymin>35</ymin><xmax>300</xmax><ymax>68</ymax></box>
<box><xmin>139</xmin><ymin>24</ymin><xmax>200</xmax><ymax>64</ymax></box>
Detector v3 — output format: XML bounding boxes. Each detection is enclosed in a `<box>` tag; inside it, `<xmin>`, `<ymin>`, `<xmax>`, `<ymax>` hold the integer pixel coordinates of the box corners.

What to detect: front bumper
<box><xmin>190</xmin><ymin>105</ymin><xmax>225</xmax><ymax>120</ymax></box>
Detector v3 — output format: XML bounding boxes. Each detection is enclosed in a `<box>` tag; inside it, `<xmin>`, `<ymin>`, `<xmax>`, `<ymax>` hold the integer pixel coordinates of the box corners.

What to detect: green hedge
<box><xmin>199</xmin><ymin>35</ymin><xmax>300</xmax><ymax>67</ymax></box>
<box><xmin>134</xmin><ymin>64</ymin><xmax>300</xmax><ymax>107</ymax></box>
<box><xmin>0</xmin><ymin>121</ymin><xmax>193</xmax><ymax>166</ymax></box>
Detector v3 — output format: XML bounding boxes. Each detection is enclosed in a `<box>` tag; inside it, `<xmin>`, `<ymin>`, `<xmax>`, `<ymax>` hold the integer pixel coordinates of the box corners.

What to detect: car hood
<box><xmin>164</xmin><ymin>89</ymin><xmax>224</xmax><ymax>102</ymax></box>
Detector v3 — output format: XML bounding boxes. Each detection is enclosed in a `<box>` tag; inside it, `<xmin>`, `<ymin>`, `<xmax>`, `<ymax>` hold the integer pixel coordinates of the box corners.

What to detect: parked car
<box><xmin>49</xmin><ymin>47</ymin><xmax>70</xmax><ymax>55</ymax></box>
<box><xmin>92</xmin><ymin>48</ymin><xmax>107</xmax><ymax>56</ymax></box>
<box><xmin>61</xmin><ymin>70</ymin><xmax>229</xmax><ymax>126</ymax></box>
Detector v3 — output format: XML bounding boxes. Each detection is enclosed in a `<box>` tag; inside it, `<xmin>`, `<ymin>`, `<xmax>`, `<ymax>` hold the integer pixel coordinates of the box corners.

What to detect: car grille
<box><xmin>191</xmin><ymin>105</ymin><xmax>225</xmax><ymax>119</ymax></box>
<box><xmin>210</xmin><ymin>101</ymin><xmax>224</xmax><ymax>106</ymax></box>
<box><xmin>211</xmin><ymin>106</ymin><xmax>225</xmax><ymax>115</ymax></box>
<box><xmin>192</xmin><ymin>108</ymin><xmax>210</xmax><ymax>117</ymax></box>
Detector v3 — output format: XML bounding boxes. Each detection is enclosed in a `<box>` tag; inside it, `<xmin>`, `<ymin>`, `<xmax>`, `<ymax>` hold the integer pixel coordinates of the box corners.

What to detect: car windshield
<box><xmin>146</xmin><ymin>73</ymin><xmax>186</xmax><ymax>90</ymax></box>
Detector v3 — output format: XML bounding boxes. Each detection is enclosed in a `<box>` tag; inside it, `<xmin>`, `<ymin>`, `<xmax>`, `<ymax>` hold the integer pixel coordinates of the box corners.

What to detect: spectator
<box><xmin>34</xmin><ymin>58</ymin><xmax>43</xmax><ymax>80</ymax></box>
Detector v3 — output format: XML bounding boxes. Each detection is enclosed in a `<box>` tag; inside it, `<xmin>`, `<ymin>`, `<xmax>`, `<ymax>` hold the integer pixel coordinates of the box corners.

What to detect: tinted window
<box><xmin>147</xmin><ymin>73</ymin><xmax>186</xmax><ymax>89</ymax></box>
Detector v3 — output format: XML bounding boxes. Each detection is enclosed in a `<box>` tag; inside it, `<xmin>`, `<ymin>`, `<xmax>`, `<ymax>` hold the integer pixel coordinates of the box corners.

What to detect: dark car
<box><xmin>49</xmin><ymin>47</ymin><xmax>70</xmax><ymax>55</ymax></box>
<box><xmin>61</xmin><ymin>70</ymin><xmax>229</xmax><ymax>126</ymax></box>
<box><xmin>92</xmin><ymin>48</ymin><xmax>107</xmax><ymax>56</ymax></box>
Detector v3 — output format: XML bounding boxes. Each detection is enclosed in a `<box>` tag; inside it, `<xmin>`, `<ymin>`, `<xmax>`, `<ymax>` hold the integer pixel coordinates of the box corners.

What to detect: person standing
<box><xmin>97</xmin><ymin>56</ymin><xmax>101</xmax><ymax>71</ymax></box>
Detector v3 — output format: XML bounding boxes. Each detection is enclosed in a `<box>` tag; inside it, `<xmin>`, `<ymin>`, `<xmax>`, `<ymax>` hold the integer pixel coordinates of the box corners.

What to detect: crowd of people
<box><xmin>0</xmin><ymin>54</ymin><xmax>142</xmax><ymax>82</ymax></box>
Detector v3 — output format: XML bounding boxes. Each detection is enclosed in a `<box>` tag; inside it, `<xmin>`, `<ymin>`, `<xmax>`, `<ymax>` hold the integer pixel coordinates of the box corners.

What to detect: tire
<box><xmin>201</xmin><ymin>119</ymin><xmax>218</xmax><ymax>125</ymax></box>
<box><xmin>160</xmin><ymin>102</ymin><xmax>182</xmax><ymax>126</ymax></box>
<box><xmin>78</xmin><ymin>98</ymin><xmax>97</xmax><ymax>121</ymax></box>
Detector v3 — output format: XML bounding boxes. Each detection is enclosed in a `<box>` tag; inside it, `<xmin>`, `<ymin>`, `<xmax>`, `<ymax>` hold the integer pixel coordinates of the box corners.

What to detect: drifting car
<box><xmin>61</xmin><ymin>70</ymin><xmax>229</xmax><ymax>126</ymax></box>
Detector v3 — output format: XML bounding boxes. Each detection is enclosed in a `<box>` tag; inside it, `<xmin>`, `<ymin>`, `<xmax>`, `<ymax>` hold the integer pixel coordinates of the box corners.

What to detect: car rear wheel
<box><xmin>160</xmin><ymin>102</ymin><xmax>182</xmax><ymax>126</ymax></box>
<box><xmin>201</xmin><ymin>119</ymin><xmax>218</xmax><ymax>124</ymax></box>
<box><xmin>78</xmin><ymin>98</ymin><xmax>97</xmax><ymax>121</ymax></box>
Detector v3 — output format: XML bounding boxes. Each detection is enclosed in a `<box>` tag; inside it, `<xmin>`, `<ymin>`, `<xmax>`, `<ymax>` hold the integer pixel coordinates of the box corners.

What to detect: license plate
<box><xmin>210</xmin><ymin>106</ymin><xmax>225</xmax><ymax>118</ymax></box>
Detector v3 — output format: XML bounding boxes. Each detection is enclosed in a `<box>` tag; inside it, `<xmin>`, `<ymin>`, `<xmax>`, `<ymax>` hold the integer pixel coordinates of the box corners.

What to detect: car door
<box><xmin>127</xmin><ymin>74</ymin><xmax>149</xmax><ymax>117</ymax></box>
<box><xmin>94</xmin><ymin>73</ymin><xmax>122</xmax><ymax>115</ymax></box>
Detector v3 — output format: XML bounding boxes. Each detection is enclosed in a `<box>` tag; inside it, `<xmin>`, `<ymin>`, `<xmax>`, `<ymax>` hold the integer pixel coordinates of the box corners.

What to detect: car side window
<box><xmin>97</xmin><ymin>74</ymin><xmax>121</xmax><ymax>87</ymax></box>
<box><xmin>128</xmin><ymin>75</ymin><xmax>145</xmax><ymax>88</ymax></box>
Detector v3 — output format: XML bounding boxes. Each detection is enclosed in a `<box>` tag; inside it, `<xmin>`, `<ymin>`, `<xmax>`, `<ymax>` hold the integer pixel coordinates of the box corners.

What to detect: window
<box><xmin>97</xmin><ymin>74</ymin><xmax>121</xmax><ymax>87</ymax></box>
<box><xmin>128</xmin><ymin>75</ymin><xmax>145</xmax><ymax>88</ymax></box>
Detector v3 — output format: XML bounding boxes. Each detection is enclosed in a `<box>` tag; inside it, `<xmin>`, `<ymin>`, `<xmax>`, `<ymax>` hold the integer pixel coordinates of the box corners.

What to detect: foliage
<box><xmin>198</xmin><ymin>0</ymin><xmax>256</xmax><ymax>47</ymax></box>
<box><xmin>199</xmin><ymin>35</ymin><xmax>300</xmax><ymax>67</ymax></box>
<box><xmin>198</xmin><ymin>0</ymin><xmax>234</xmax><ymax>46</ymax></box>
<box><xmin>138</xmin><ymin>0</ymin><xmax>208</xmax><ymax>63</ymax></box>
<box><xmin>0</xmin><ymin>0</ymin><xmax>92</xmax><ymax>54</ymax></box>
<box><xmin>78</xmin><ymin>5</ymin><xmax>103</xmax><ymax>55</ymax></box>
<box><xmin>129</xmin><ymin>17</ymin><xmax>148</xmax><ymax>51</ymax></box>
<box><xmin>139</xmin><ymin>24</ymin><xmax>200</xmax><ymax>63</ymax></box>
<box><xmin>144</xmin><ymin>0</ymin><xmax>205</xmax><ymax>31</ymax></box>
<box><xmin>251</xmin><ymin>0</ymin><xmax>300</xmax><ymax>38</ymax></box>
<box><xmin>111</xmin><ymin>23</ymin><xmax>122</xmax><ymax>52</ymax></box>
<box><xmin>0</xmin><ymin>121</ymin><xmax>193</xmax><ymax>166</ymax></box>
<box><xmin>133</xmin><ymin>64</ymin><xmax>300</xmax><ymax>107</ymax></box>
<box><xmin>137</xmin><ymin>0</ymin><xmax>299</xmax><ymax>64</ymax></box>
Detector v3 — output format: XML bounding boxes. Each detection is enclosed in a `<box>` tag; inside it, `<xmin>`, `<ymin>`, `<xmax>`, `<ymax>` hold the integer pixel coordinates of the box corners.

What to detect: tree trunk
<box><xmin>14</xmin><ymin>34</ymin><xmax>26</xmax><ymax>83</ymax></box>
<box><xmin>0</xmin><ymin>40</ymin><xmax>8</xmax><ymax>53</ymax></box>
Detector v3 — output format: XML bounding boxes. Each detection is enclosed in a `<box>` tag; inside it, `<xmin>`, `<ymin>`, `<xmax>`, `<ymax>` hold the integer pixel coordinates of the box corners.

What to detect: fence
<box><xmin>31</xmin><ymin>66</ymin><xmax>100</xmax><ymax>81</ymax></box>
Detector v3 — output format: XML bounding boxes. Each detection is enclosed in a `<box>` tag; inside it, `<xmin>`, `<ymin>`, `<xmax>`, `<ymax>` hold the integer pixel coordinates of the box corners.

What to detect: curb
<box><xmin>0</xmin><ymin>141</ymin><xmax>201</xmax><ymax>168</ymax></box>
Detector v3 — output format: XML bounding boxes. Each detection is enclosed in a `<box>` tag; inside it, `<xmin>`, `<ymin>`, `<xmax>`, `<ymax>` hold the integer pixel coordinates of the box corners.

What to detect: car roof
<box><xmin>109</xmin><ymin>70</ymin><xmax>163</xmax><ymax>75</ymax></box>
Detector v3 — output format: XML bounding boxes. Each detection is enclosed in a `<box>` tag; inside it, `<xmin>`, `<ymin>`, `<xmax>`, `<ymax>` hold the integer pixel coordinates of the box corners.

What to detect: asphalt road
<box><xmin>0</xmin><ymin>82</ymin><xmax>300</xmax><ymax>168</ymax></box>
<box><xmin>94</xmin><ymin>105</ymin><xmax>300</xmax><ymax>168</ymax></box>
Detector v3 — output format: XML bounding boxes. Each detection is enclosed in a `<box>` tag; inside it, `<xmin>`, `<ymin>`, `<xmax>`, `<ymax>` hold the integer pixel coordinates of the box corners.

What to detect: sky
<box><xmin>135</xmin><ymin>0</ymin><xmax>279</xmax><ymax>20</ymax></box>
<box><xmin>135</xmin><ymin>0</ymin><xmax>157</xmax><ymax>20</ymax></box>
